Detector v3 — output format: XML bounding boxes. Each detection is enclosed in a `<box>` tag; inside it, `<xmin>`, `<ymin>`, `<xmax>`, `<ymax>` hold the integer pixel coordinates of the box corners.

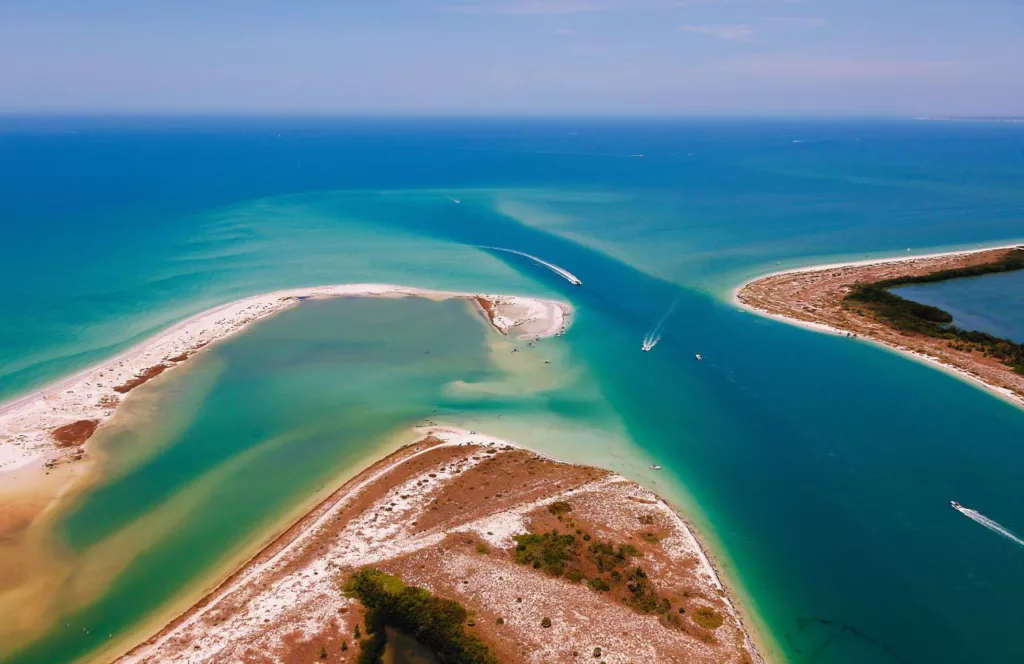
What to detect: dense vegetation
<box><xmin>511</xmin><ymin>503</ymin><xmax>724</xmax><ymax>638</ymax></box>
<box><xmin>844</xmin><ymin>248</ymin><xmax>1024</xmax><ymax>374</ymax></box>
<box><xmin>872</xmin><ymin>248</ymin><xmax>1024</xmax><ymax>288</ymax></box>
<box><xmin>344</xmin><ymin>569</ymin><xmax>497</xmax><ymax>664</ymax></box>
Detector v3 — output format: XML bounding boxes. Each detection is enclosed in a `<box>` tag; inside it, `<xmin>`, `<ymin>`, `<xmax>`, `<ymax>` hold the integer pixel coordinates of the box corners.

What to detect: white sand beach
<box><xmin>0</xmin><ymin>285</ymin><xmax>571</xmax><ymax>473</ymax></box>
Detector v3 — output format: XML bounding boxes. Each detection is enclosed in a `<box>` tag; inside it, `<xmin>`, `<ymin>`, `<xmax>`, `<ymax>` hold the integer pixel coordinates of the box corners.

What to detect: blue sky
<box><xmin>1</xmin><ymin>0</ymin><xmax>1021</xmax><ymax>115</ymax></box>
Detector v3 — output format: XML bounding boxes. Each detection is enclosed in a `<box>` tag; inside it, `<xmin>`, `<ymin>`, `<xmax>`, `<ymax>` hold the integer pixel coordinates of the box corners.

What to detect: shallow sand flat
<box><xmin>0</xmin><ymin>285</ymin><xmax>571</xmax><ymax>473</ymax></box>
<box><xmin>735</xmin><ymin>246</ymin><xmax>1024</xmax><ymax>409</ymax></box>
<box><xmin>118</xmin><ymin>428</ymin><xmax>760</xmax><ymax>664</ymax></box>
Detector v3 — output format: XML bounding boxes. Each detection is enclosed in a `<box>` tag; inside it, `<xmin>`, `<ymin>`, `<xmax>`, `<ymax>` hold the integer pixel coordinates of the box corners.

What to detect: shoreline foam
<box><xmin>732</xmin><ymin>244</ymin><xmax>1024</xmax><ymax>410</ymax></box>
<box><xmin>0</xmin><ymin>285</ymin><xmax>571</xmax><ymax>473</ymax></box>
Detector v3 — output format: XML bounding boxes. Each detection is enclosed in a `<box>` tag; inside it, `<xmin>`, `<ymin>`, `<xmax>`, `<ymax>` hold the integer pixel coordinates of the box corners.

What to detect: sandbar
<box><xmin>0</xmin><ymin>284</ymin><xmax>571</xmax><ymax>473</ymax></box>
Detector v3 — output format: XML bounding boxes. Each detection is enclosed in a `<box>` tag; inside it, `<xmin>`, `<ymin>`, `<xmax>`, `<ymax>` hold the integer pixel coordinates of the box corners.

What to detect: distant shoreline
<box><xmin>734</xmin><ymin>244</ymin><xmax>1024</xmax><ymax>409</ymax></box>
<box><xmin>0</xmin><ymin>285</ymin><xmax>571</xmax><ymax>474</ymax></box>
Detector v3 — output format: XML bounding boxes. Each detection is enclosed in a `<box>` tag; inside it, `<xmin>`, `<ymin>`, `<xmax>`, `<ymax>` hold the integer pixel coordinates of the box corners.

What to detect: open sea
<box><xmin>2</xmin><ymin>116</ymin><xmax>1024</xmax><ymax>663</ymax></box>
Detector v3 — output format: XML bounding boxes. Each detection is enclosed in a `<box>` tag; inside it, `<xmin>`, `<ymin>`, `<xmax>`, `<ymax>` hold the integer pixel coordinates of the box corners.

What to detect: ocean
<box><xmin>2</xmin><ymin>116</ymin><xmax>1024</xmax><ymax>663</ymax></box>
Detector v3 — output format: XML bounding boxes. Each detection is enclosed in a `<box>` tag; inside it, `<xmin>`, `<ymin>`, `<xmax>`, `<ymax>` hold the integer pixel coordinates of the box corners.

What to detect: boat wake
<box><xmin>479</xmin><ymin>246</ymin><xmax>582</xmax><ymax>286</ymax></box>
<box><xmin>642</xmin><ymin>299</ymin><xmax>678</xmax><ymax>352</ymax></box>
<box><xmin>953</xmin><ymin>502</ymin><xmax>1024</xmax><ymax>547</ymax></box>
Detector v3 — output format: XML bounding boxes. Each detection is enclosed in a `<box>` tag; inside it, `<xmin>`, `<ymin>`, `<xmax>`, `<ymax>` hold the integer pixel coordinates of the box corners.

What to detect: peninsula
<box><xmin>737</xmin><ymin>246</ymin><xmax>1024</xmax><ymax>407</ymax></box>
<box><xmin>118</xmin><ymin>430</ymin><xmax>761</xmax><ymax>664</ymax></box>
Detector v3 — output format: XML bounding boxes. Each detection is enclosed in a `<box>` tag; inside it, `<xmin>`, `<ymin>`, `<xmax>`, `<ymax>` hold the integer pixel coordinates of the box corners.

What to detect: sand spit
<box><xmin>735</xmin><ymin>245</ymin><xmax>1024</xmax><ymax>408</ymax></box>
<box><xmin>117</xmin><ymin>428</ymin><xmax>760</xmax><ymax>664</ymax></box>
<box><xmin>0</xmin><ymin>285</ymin><xmax>571</xmax><ymax>473</ymax></box>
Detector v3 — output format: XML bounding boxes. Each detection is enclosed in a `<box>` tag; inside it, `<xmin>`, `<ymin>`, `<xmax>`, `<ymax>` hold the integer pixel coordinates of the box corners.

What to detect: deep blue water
<box><xmin>894</xmin><ymin>270</ymin><xmax>1024</xmax><ymax>342</ymax></box>
<box><xmin>2</xmin><ymin>117</ymin><xmax>1024</xmax><ymax>663</ymax></box>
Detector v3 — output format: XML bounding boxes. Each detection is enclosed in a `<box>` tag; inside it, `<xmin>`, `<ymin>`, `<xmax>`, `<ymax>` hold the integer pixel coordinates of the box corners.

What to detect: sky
<box><xmin>0</xmin><ymin>0</ymin><xmax>1021</xmax><ymax>115</ymax></box>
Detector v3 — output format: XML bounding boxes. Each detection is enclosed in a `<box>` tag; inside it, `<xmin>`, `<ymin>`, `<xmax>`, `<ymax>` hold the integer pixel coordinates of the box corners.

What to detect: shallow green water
<box><xmin>2</xmin><ymin>297</ymin><xmax>538</xmax><ymax>663</ymax></box>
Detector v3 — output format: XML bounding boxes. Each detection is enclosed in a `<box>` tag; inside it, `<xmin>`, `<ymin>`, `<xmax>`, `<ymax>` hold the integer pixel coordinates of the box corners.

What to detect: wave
<box><xmin>478</xmin><ymin>246</ymin><xmax>582</xmax><ymax>286</ymax></box>
<box><xmin>641</xmin><ymin>299</ymin><xmax>678</xmax><ymax>352</ymax></box>
<box><xmin>953</xmin><ymin>503</ymin><xmax>1024</xmax><ymax>547</ymax></box>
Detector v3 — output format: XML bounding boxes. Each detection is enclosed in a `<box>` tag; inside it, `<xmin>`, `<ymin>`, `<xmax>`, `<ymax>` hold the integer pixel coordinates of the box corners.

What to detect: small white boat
<box><xmin>650</xmin><ymin>465</ymin><xmax>662</xmax><ymax>470</ymax></box>
<box><xmin>695</xmin><ymin>354</ymin><xmax>703</xmax><ymax>361</ymax></box>
<box><xmin>951</xmin><ymin>500</ymin><xmax>962</xmax><ymax>509</ymax></box>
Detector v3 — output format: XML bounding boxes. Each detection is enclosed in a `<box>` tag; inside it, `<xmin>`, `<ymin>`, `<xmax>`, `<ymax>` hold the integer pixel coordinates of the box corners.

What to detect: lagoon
<box><xmin>893</xmin><ymin>270</ymin><xmax>1024</xmax><ymax>342</ymax></box>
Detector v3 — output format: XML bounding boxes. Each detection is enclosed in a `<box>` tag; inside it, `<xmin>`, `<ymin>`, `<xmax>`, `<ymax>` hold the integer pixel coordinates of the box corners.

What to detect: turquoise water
<box><xmin>2</xmin><ymin>297</ymin><xmax>505</xmax><ymax>662</ymax></box>
<box><xmin>2</xmin><ymin>117</ymin><xmax>1024</xmax><ymax>663</ymax></box>
<box><xmin>894</xmin><ymin>270</ymin><xmax>1024</xmax><ymax>342</ymax></box>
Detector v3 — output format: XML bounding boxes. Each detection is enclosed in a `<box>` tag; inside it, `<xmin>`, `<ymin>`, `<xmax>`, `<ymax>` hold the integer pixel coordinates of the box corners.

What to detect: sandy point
<box><xmin>733</xmin><ymin>244</ymin><xmax>1024</xmax><ymax>410</ymax></box>
<box><xmin>115</xmin><ymin>427</ymin><xmax>764</xmax><ymax>664</ymax></box>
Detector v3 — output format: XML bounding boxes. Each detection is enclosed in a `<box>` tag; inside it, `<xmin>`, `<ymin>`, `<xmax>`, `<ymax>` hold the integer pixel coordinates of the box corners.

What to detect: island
<box><xmin>737</xmin><ymin>246</ymin><xmax>1024</xmax><ymax>407</ymax></box>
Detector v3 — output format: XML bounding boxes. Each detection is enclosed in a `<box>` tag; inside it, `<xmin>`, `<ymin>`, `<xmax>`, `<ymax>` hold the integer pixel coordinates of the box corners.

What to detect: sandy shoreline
<box><xmin>116</xmin><ymin>427</ymin><xmax>764</xmax><ymax>664</ymax></box>
<box><xmin>733</xmin><ymin>244</ymin><xmax>1024</xmax><ymax>409</ymax></box>
<box><xmin>0</xmin><ymin>284</ymin><xmax>571</xmax><ymax>474</ymax></box>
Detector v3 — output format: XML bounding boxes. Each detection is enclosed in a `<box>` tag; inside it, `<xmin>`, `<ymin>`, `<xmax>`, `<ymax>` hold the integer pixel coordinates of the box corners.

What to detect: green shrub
<box><xmin>547</xmin><ymin>501</ymin><xmax>573</xmax><ymax>516</ymax></box>
<box><xmin>624</xmin><ymin>567</ymin><xmax>660</xmax><ymax>614</ymax></box>
<box><xmin>692</xmin><ymin>607</ymin><xmax>725</xmax><ymax>630</ymax></box>
<box><xmin>587</xmin><ymin>578</ymin><xmax>611</xmax><ymax>592</ymax></box>
<box><xmin>513</xmin><ymin>530</ymin><xmax>578</xmax><ymax>577</ymax></box>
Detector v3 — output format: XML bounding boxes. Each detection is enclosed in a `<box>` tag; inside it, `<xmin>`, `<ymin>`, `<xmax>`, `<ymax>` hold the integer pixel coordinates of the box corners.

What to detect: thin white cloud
<box><xmin>444</xmin><ymin>0</ymin><xmax>615</xmax><ymax>15</ymax></box>
<box><xmin>718</xmin><ymin>56</ymin><xmax>958</xmax><ymax>80</ymax></box>
<box><xmin>764</xmin><ymin>16</ymin><xmax>826</xmax><ymax>28</ymax></box>
<box><xmin>444</xmin><ymin>0</ymin><xmax>694</xmax><ymax>15</ymax></box>
<box><xmin>681</xmin><ymin>24</ymin><xmax>754</xmax><ymax>41</ymax></box>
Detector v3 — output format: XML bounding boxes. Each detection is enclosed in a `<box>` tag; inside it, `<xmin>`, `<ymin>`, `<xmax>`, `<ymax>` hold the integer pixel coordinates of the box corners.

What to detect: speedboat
<box><xmin>695</xmin><ymin>353</ymin><xmax>703</xmax><ymax>361</ymax></box>
<box><xmin>951</xmin><ymin>501</ymin><xmax>961</xmax><ymax>509</ymax></box>
<box><xmin>650</xmin><ymin>465</ymin><xmax>662</xmax><ymax>470</ymax></box>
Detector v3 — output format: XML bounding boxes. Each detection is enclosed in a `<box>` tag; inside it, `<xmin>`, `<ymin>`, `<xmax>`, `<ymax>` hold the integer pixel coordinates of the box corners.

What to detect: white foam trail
<box><xmin>479</xmin><ymin>246</ymin><xmax>582</xmax><ymax>285</ymax></box>
<box><xmin>954</xmin><ymin>504</ymin><xmax>1024</xmax><ymax>547</ymax></box>
<box><xmin>641</xmin><ymin>299</ymin><xmax>678</xmax><ymax>352</ymax></box>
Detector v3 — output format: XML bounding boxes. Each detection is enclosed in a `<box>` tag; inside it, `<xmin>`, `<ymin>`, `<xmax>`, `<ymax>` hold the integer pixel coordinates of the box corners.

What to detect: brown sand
<box><xmin>50</xmin><ymin>420</ymin><xmax>99</xmax><ymax>447</ymax></box>
<box><xmin>113</xmin><ymin>364</ymin><xmax>169</xmax><ymax>394</ymax></box>
<box><xmin>474</xmin><ymin>297</ymin><xmax>504</xmax><ymax>334</ymax></box>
